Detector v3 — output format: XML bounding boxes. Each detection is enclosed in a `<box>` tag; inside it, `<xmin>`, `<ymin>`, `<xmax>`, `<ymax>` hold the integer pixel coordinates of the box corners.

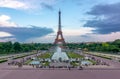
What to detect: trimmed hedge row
<box><xmin>87</xmin><ymin>53</ymin><xmax>112</xmax><ymax>60</ymax></box>
<box><xmin>13</xmin><ymin>53</ymin><xmax>35</xmax><ymax>59</ymax></box>
<box><xmin>0</xmin><ymin>59</ymin><xmax>8</xmax><ymax>63</ymax></box>
<box><xmin>70</xmin><ymin>62</ymin><xmax>79</xmax><ymax>66</ymax></box>
<box><xmin>96</xmin><ymin>55</ymin><xmax>112</xmax><ymax>60</ymax></box>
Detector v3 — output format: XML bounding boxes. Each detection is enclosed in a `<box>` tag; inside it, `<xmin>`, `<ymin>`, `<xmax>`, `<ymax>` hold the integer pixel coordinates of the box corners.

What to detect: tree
<box><xmin>4</xmin><ymin>41</ymin><xmax>13</xmax><ymax>53</ymax></box>
<box><xmin>13</xmin><ymin>42</ymin><xmax>22</xmax><ymax>53</ymax></box>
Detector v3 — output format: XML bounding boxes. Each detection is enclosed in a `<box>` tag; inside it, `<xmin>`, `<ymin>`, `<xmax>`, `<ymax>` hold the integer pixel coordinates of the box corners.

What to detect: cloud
<box><xmin>81</xmin><ymin>32</ymin><xmax>120</xmax><ymax>42</ymax></box>
<box><xmin>26</xmin><ymin>35</ymin><xmax>55</xmax><ymax>43</ymax></box>
<box><xmin>0</xmin><ymin>0</ymin><xmax>56</xmax><ymax>11</ymax></box>
<box><xmin>84</xmin><ymin>2</ymin><xmax>120</xmax><ymax>34</ymax></box>
<box><xmin>27</xmin><ymin>32</ymin><xmax>120</xmax><ymax>43</ymax></box>
<box><xmin>27</xmin><ymin>27</ymin><xmax>95</xmax><ymax>43</ymax></box>
<box><xmin>0</xmin><ymin>37</ymin><xmax>16</xmax><ymax>42</ymax></box>
<box><xmin>30</xmin><ymin>32</ymin><xmax>120</xmax><ymax>43</ymax></box>
<box><xmin>62</xmin><ymin>27</ymin><xmax>94</xmax><ymax>36</ymax></box>
<box><xmin>0</xmin><ymin>26</ymin><xmax>54</xmax><ymax>41</ymax></box>
<box><xmin>0</xmin><ymin>15</ymin><xmax>17</xmax><ymax>27</ymax></box>
<box><xmin>0</xmin><ymin>31</ymin><xmax>13</xmax><ymax>37</ymax></box>
<box><xmin>0</xmin><ymin>14</ymin><xmax>54</xmax><ymax>42</ymax></box>
<box><xmin>0</xmin><ymin>0</ymin><xmax>29</xmax><ymax>10</ymax></box>
<box><xmin>87</xmin><ymin>2</ymin><xmax>120</xmax><ymax>16</ymax></box>
<box><xmin>73</xmin><ymin>0</ymin><xmax>120</xmax><ymax>5</ymax></box>
<box><xmin>41</xmin><ymin>3</ymin><xmax>54</xmax><ymax>11</ymax></box>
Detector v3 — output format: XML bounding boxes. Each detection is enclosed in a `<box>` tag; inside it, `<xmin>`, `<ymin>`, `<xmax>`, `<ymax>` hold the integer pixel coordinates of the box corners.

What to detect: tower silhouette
<box><xmin>54</xmin><ymin>10</ymin><xmax>65</xmax><ymax>44</ymax></box>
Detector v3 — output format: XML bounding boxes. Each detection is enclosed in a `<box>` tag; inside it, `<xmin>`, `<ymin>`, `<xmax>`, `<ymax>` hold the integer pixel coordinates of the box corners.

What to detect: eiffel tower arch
<box><xmin>54</xmin><ymin>10</ymin><xmax>65</xmax><ymax>45</ymax></box>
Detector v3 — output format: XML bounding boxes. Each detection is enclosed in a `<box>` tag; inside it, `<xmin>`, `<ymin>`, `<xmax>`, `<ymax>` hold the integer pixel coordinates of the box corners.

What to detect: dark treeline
<box><xmin>66</xmin><ymin>39</ymin><xmax>120</xmax><ymax>54</ymax></box>
<box><xmin>0</xmin><ymin>42</ymin><xmax>53</xmax><ymax>54</ymax></box>
<box><xmin>0</xmin><ymin>39</ymin><xmax>120</xmax><ymax>54</ymax></box>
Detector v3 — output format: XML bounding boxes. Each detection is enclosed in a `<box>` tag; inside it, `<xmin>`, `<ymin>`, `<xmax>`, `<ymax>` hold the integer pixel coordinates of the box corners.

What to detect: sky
<box><xmin>0</xmin><ymin>0</ymin><xmax>120</xmax><ymax>43</ymax></box>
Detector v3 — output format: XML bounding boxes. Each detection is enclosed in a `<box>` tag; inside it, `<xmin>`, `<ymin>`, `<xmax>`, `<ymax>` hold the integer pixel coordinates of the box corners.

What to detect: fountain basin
<box><xmin>51</xmin><ymin>46</ymin><xmax>69</xmax><ymax>61</ymax></box>
<box><xmin>81</xmin><ymin>60</ymin><xmax>92</xmax><ymax>65</ymax></box>
<box><xmin>52</xmin><ymin>52</ymin><xmax>69</xmax><ymax>61</ymax></box>
<box><xmin>30</xmin><ymin>61</ymin><xmax>40</xmax><ymax>65</ymax></box>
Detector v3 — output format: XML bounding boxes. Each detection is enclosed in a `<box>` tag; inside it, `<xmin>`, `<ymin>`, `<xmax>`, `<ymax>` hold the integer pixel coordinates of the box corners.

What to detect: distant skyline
<box><xmin>0</xmin><ymin>0</ymin><xmax>120</xmax><ymax>43</ymax></box>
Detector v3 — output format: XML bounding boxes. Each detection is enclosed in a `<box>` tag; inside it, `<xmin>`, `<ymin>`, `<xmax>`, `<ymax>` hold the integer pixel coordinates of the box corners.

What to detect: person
<box><xmin>36</xmin><ymin>65</ymin><xmax>39</xmax><ymax>68</ymax></box>
<box><xmin>32</xmin><ymin>64</ymin><xmax>34</xmax><ymax>68</ymax></box>
<box><xmin>78</xmin><ymin>66</ymin><xmax>83</xmax><ymax>70</ymax></box>
<box><xmin>53</xmin><ymin>66</ymin><xmax>54</xmax><ymax>69</ymax></box>
<box><xmin>18</xmin><ymin>62</ymin><xmax>22</xmax><ymax>68</ymax></box>
<box><xmin>68</xmin><ymin>66</ymin><xmax>71</xmax><ymax>70</ymax></box>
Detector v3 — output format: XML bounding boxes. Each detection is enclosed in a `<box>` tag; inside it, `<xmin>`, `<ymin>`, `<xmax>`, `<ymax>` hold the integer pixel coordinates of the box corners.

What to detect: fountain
<box><xmin>51</xmin><ymin>46</ymin><xmax>69</xmax><ymax>61</ymax></box>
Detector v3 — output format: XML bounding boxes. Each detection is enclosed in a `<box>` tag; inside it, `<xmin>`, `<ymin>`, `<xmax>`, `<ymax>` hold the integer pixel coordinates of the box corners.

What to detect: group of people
<box><xmin>30</xmin><ymin>64</ymin><xmax>83</xmax><ymax>70</ymax></box>
<box><xmin>91</xmin><ymin>57</ymin><xmax>109</xmax><ymax>66</ymax></box>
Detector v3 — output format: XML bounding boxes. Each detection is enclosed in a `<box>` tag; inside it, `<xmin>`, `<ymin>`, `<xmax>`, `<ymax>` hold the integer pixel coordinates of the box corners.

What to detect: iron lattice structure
<box><xmin>54</xmin><ymin>10</ymin><xmax>65</xmax><ymax>44</ymax></box>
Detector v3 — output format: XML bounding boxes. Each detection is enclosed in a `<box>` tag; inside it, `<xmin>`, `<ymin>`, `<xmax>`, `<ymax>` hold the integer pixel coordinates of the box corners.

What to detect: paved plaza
<box><xmin>0</xmin><ymin>57</ymin><xmax>120</xmax><ymax>79</ymax></box>
<box><xmin>0</xmin><ymin>53</ymin><xmax>120</xmax><ymax>79</ymax></box>
<box><xmin>0</xmin><ymin>67</ymin><xmax>120</xmax><ymax>79</ymax></box>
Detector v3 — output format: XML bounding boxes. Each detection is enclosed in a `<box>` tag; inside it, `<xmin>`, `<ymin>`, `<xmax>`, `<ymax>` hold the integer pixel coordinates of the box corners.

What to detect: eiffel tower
<box><xmin>54</xmin><ymin>10</ymin><xmax>65</xmax><ymax>44</ymax></box>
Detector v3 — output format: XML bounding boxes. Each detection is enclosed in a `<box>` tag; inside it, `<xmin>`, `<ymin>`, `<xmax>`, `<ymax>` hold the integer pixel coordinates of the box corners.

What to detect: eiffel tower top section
<box><xmin>58</xmin><ymin>10</ymin><xmax>61</xmax><ymax>31</ymax></box>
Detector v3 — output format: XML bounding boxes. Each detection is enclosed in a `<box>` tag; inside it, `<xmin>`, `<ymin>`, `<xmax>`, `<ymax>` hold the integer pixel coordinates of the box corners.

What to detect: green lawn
<box><xmin>38</xmin><ymin>53</ymin><xmax>52</xmax><ymax>59</ymax></box>
<box><xmin>88</xmin><ymin>59</ymin><xmax>96</xmax><ymax>65</ymax></box>
<box><xmin>42</xmin><ymin>62</ymin><xmax>50</xmax><ymax>66</ymax></box>
<box><xmin>70</xmin><ymin>62</ymin><xmax>79</xmax><ymax>66</ymax></box>
<box><xmin>67</xmin><ymin>52</ymin><xmax>84</xmax><ymax>58</ymax></box>
<box><xmin>24</xmin><ymin>59</ymin><xmax>32</xmax><ymax>65</ymax></box>
<box><xmin>0</xmin><ymin>58</ymin><xmax>8</xmax><ymax>63</ymax></box>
